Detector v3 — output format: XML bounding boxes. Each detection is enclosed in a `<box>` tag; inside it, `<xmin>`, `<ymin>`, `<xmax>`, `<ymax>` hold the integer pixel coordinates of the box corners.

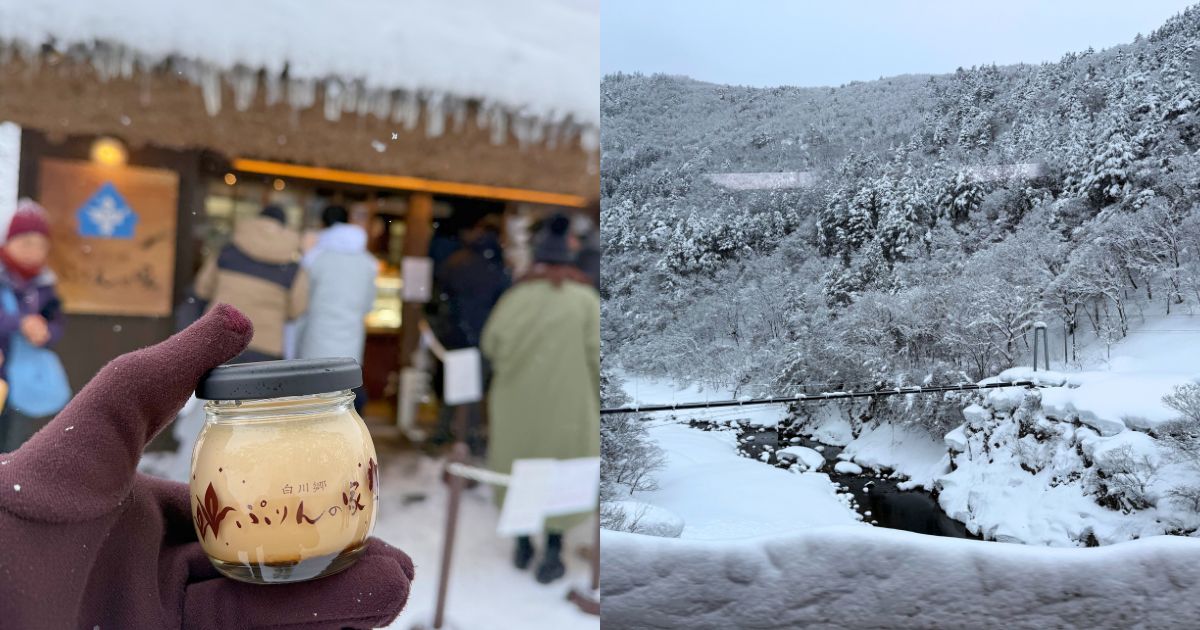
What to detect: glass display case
<box><xmin>366</xmin><ymin>270</ymin><xmax>402</xmax><ymax>331</ymax></box>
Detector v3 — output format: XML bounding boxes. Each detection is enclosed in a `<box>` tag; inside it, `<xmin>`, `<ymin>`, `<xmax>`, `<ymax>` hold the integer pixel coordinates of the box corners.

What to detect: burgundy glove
<box><xmin>0</xmin><ymin>305</ymin><xmax>414</xmax><ymax>629</ymax></box>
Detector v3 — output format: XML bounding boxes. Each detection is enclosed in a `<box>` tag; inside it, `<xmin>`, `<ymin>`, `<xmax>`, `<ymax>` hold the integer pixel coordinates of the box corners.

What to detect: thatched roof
<box><xmin>0</xmin><ymin>0</ymin><xmax>598</xmax><ymax>197</ymax></box>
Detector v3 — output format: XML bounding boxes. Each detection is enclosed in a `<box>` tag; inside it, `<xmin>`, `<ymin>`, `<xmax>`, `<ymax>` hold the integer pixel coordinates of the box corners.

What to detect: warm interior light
<box><xmin>273</xmin><ymin>178</ymin><xmax>286</xmax><ymax>191</ymax></box>
<box><xmin>224</xmin><ymin>173</ymin><xmax>238</xmax><ymax>186</ymax></box>
<box><xmin>90</xmin><ymin>137</ymin><xmax>127</xmax><ymax>166</ymax></box>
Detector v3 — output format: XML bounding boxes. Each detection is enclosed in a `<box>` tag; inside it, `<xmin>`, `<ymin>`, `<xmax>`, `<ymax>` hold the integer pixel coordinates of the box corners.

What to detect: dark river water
<box><xmin>690</xmin><ymin>419</ymin><xmax>978</xmax><ymax>539</ymax></box>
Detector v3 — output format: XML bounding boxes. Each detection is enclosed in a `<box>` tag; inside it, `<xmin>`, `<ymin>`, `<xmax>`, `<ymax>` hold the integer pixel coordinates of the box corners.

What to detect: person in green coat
<box><xmin>481</xmin><ymin>214</ymin><xmax>600</xmax><ymax>584</ymax></box>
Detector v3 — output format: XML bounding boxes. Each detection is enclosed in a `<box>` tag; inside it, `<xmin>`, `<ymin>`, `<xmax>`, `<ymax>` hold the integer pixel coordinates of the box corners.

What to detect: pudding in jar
<box><xmin>191</xmin><ymin>358</ymin><xmax>379</xmax><ymax>584</ymax></box>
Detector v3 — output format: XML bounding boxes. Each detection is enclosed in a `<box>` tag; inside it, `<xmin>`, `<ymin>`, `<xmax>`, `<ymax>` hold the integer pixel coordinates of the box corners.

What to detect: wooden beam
<box><xmin>231</xmin><ymin>158</ymin><xmax>587</xmax><ymax>207</ymax></box>
<box><xmin>400</xmin><ymin>192</ymin><xmax>435</xmax><ymax>370</ymax></box>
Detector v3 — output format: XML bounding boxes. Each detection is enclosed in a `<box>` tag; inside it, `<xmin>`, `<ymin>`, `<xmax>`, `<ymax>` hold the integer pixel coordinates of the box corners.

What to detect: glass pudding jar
<box><xmin>190</xmin><ymin>358</ymin><xmax>378</xmax><ymax>584</ymax></box>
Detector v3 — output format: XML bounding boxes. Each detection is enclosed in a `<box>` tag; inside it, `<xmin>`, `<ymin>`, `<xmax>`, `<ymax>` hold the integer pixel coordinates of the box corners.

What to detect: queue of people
<box><xmin>0</xmin><ymin>197</ymin><xmax>602</xmax><ymax>589</ymax></box>
<box><xmin>191</xmin><ymin>204</ymin><xmax>377</xmax><ymax>411</ymax></box>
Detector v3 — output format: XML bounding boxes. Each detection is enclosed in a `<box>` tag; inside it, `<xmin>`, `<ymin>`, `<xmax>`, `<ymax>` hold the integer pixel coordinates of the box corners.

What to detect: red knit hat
<box><xmin>8</xmin><ymin>198</ymin><xmax>50</xmax><ymax>241</ymax></box>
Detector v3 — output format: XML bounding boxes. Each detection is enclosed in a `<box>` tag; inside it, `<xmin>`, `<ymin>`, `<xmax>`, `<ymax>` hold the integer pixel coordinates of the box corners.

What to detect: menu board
<box><xmin>38</xmin><ymin>158</ymin><xmax>178</xmax><ymax>317</ymax></box>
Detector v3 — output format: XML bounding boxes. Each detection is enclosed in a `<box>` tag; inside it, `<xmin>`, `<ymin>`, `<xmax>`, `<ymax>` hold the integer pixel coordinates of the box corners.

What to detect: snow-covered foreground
<box><xmin>632</xmin><ymin>424</ymin><xmax>859</xmax><ymax>539</ymax></box>
<box><xmin>602</xmin><ymin>526</ymin><xmax>1200</xmax><ymax>629</ymax></box>
<box><xmin>374</xmin><ymin>453</ymin><xmax>596</xmax><ymax>630</ymax></box>
<box><xmin>142</xmin><ymin>442</ymin><xmax>597</xmax><ymax>629</ymax></box>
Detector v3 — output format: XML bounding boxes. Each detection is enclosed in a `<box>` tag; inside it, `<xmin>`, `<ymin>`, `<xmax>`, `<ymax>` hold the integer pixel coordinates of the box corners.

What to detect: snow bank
<box><xmin>0</xmin><ymin>0</ymin><xmax>599</xmax><ymax>135</ymax></box>
<box><xmin>608</xmin><ymin>500</ymin><xmax>684</xmax><ymax>538</ymax></box>
<box><xmin>777</xmin><ymin>445</ymin><xmax>825</xmax><ymax>471</ymax></box>
<box><xmin>833</xmin><ymin>461</ymin><xmax>863</xmax><ymax>474</ymax></box>
<box><xmin>839</xmin><ymin>423</ymin><xmax>949</xmax><ymax>487</ymax></box>
<box><xmin>797</xmin><ymin>404</ymin><xmax>855</xmax><ymax>445</ymax></box>
<box><xmin>944</xmin><ymin>424</ymin><xmax>968</xmax><ymax>452</ymax></box>
<box><xmin>602</xmin><ymin>527</ymin><xmax>1200</xmax><ymax>629</ymax></box>
<box><xmin>997</xmin><ymin>367</ymin><xmax>1068</xmax><ymax>387</ymax></box>
<box><xmin>634</xmin><ymin>424</ymin><xmax>859</xmax><ymax>540</ymax></box>
<box><xmin>1040</xmin><ymin>371</ymin><xmax>1189</xmax><ymax>433</ymax></box>
<box><xmin>936</xmin><ymin>386</ymin><xmax>1199</xmax><ymax>545</ymax></box>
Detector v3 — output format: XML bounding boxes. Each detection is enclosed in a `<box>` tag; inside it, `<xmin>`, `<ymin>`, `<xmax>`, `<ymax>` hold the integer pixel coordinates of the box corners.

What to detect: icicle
<box><xmin>488</xmin><ymin>106</ymin><xmax>508</xmax><ymax>145</ymax></box>
<box><xmin>529</xmin><ymin>116</ymin><xmax>546</xmax><ymax>145</ymax></box>
<box><xmin>368</xmin><ymin>89</ymin><xmax>391</xmax><ymax>120</ymax></box>
<box><xmin>512</xmin><ymin>115</ymin><xmax>532</xmax><ymax>149</ymax></box>
<box><xmin>476</xmin><ymin>101</ymin><xmax>494</xmax><ymax>131</ymax></box>
<box><xmin>18</xmin><ymin>41</ymin><xmax>40</xmax><ymax>81</ymax></box>
<box><xmin>391</xmin><ymin>91</ymin><xmax>419</xmax><ymax>131</ymax></box>
<box><xmin>323</xmin><ymin>79</ymin><xmax>343</xmax><ymax>121</ymax></box>
<box><xmin>581</xmin><ymin>126</ymin><xmax>600</xmax><ymax>153</ymax></box>
<box><xmin>264</xmin><ymin>72</ymin><xmax>283</xmax><ymax>106</ymax></box>
<box><xmin>134</xmin><ymin>52</ymin><xmax>152</xmax><ymax>76</ymax></box>
<box><xmin>118</xmin><ymin>46</ymin><xmax>135</xmax><ymax>80</ymax></box>
<box><xmin>545</xmin><ymin>119</ymin><xmax>561</xmax><ymax>150</ymax></box>
<box><xmin>198</xmin><ymin>64</ymin><xmax>222</xmax><ymax>116</ymax></box>
<box><xmin>449</xmin><ymin>97</ymin><xmax>467</xmax><ymax>133</ymax></box>
<box><xmin>425</xmin><ymin>92</ymin><xmax>445</xmax><ymax>138</ymax></box>
<box><xmin>230</xmin><ymin>66</ymin><xmax>258</xmax><ymax>112</ymax></box>
<box><xmin>342</xmin><ymin>80</ymin><xmax>361</xmax><ymax>115</ymax></box>
<box><xmin>356</xmin><ymin>86</ymin><xmax>376</xmax><ymax>118</ymax></box>
<box><xmin>287</xmin><ymin>78</ymin><xmax>317</xmax><ymax>111</ymax></box>
<box><xmin>91</xmin><ymin>43</ymin><xmax>120</xmax><ymax>82</ymax></box>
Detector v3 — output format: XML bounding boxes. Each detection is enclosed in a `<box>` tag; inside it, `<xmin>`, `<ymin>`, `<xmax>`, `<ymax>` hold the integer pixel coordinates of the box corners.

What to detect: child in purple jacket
<box><xmin>0</xmin><ymin>199</ymin><xmax>66</xmax><ymax>451</ymax></box>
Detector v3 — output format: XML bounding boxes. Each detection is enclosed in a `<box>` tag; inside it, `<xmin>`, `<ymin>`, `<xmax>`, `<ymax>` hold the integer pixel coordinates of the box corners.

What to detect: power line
<box><xmin>601</xmin><ymin>380</ymin><xmax>1037</xmax><ymax>415</ymax></box>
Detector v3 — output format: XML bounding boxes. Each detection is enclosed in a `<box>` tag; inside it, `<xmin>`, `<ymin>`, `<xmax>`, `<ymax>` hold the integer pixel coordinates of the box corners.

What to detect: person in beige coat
<box><xmin>194</xmin><ymin>206</ymin><xmax>308</xmax><ymax>362</ymax></box>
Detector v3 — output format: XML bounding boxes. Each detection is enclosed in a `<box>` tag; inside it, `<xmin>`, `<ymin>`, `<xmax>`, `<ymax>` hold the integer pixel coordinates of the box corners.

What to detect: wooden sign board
<box><xmin>38</xmin><ymin>158</ymin><xmax>178</xmax><ymax>317</ymax></box>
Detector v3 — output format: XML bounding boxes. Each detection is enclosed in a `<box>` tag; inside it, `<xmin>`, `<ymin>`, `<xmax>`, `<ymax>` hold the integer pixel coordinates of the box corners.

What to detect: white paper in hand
<box><xmin>443</xmin><ymin>347</ymin><xmax>482</xmax><ymax>405</ymax></box>
<box><xmin>401</xmin><ymin>256</ymin><xmax>433</xmax><ymax>302</ymax></box>
<box><xmin>496</xmin><ymin>458</ymin><xmax>556</xmax><ymax>537</ymax></box>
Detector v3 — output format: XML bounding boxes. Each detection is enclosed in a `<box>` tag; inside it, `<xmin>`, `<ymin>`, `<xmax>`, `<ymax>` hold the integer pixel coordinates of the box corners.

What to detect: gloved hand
<box><xmin>0</xmin><ymin>304</ymin><xmax>414</xmax><ymax>629</ymax></box>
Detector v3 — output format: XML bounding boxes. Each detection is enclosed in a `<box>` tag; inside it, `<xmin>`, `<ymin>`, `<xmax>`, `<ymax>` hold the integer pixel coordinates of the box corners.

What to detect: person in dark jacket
<box><xmin>0</xmin><ymin>199</ymin><xmax>67</xmax><ymax>451</ymax></box>
<box><xmin>437</xmin><ymin>215</ymin><xmax>510</xmax><ymax>349</ymax></box>
<box><xmin>430</xmin><ymin>215</ymin><xmax>510</xmax><ymax>453</ymax></box>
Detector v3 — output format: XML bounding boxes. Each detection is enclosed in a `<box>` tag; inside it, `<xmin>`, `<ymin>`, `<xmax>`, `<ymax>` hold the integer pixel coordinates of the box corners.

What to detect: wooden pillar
<box><xmin>400</xmin><ymin>192</ymin><xmax>434</xmax><ymax>368</ymax></box>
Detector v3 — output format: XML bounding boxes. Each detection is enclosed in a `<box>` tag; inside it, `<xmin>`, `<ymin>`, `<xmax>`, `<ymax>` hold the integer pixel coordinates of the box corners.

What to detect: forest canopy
<box><xmin>602</xmin><ymin>6</ymin><xmax>1200</xmax><ymax>427</ymax></box>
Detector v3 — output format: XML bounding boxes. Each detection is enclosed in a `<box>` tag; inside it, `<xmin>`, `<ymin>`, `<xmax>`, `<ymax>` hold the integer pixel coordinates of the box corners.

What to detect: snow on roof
<box><xmin>0</xmin><ymin>0</ymin><xmax>598</xmax><ymax>147</ymax></box>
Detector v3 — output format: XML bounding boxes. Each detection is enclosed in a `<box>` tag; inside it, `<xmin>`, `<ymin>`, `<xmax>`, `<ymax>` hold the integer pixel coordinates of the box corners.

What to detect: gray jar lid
<box><xmin>196</xmin><ymin>357</ymin><xmax>362</xmax><ymax>400</ymax></box>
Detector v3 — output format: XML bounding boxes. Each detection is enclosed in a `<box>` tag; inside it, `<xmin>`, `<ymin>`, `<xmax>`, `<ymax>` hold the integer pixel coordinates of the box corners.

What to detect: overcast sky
<box><xmin>602</xmin><ymin>0</ymin><xmax>1198</xmax><ymax>87</ymax></box>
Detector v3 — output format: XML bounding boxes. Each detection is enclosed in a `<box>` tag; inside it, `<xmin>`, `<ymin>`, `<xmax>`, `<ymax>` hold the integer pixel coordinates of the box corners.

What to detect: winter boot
<box><xmin>513</xmin><ymin>535</ymin><xmax>535</xmax><ymax>570</ymax></box>
<box><xmin>535</xmin><ymin>532</ymin><xmax>566</xmax><ymax>584</ymax></box>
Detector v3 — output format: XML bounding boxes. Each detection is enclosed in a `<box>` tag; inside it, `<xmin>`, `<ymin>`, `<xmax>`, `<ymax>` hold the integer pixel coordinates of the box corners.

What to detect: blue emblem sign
<box><xmin>77</xmin><ymin>182</ymin><xmax>138</xmax><ymax>239</ymax></box>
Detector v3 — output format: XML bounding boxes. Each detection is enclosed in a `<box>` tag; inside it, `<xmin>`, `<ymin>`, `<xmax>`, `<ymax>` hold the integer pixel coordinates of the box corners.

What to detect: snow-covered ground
<box><xmin>142</xmin><ymin>438</ymin><xmax>597</xmax><ymax>629</ymax></box>
<box><xmin>374</xmin><ymin>453</ymin><xmax>597</xmax><ymax>629</ymax></box>
<box><xmin>630</xmin><ymin>423</ymin><xmax>859</xmax><ymax>540</ymax></box>
<box><xmin>616</xmin><ymin>311</ymin><xmax>1200</xmax><ymax>548</ymax></box>
<box><xmin>602</xmin><ymin>525</ymin><xmax>1200</xmax><ymax>629</ymax></box>
<box><xmin>601</xmin><ymin>313</ymin><xmax>1200</xmax><ymax>625</ymax></box>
